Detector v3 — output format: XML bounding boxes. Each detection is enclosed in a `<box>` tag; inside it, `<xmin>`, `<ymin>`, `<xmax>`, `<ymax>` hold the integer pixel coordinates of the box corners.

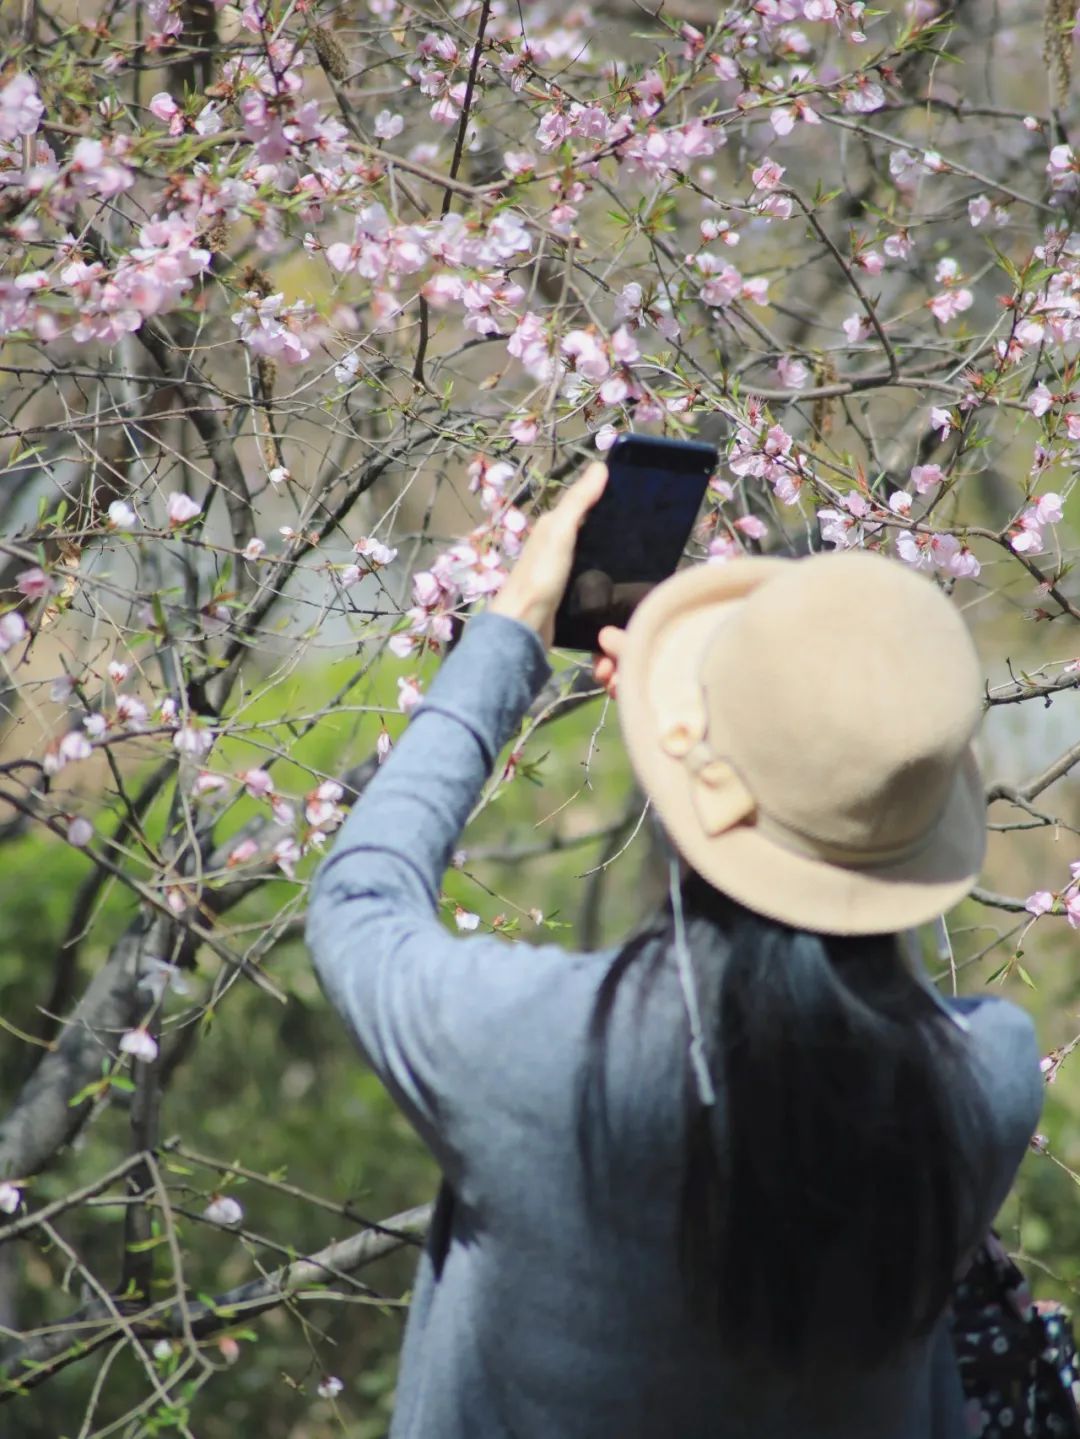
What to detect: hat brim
<box><xmin>616</xmin><ymin>561</ymin><xmax>986</xmax><ymax>936</ymax></box>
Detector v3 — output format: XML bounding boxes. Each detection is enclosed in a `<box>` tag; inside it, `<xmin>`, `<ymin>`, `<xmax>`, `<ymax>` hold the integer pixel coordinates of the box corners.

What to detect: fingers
<box><xmin>597</xmin><ymin>625</ymin><xmax>627</xmax><ymax>659</ymax></box>
<box><xmin>552</xmin><ymin>461</ymin><xmax>608</xmax><ymax>531</ymax></box>
<box><xmin>594</xmin><ymin>624</ymin><xmax>626</xmax><ymax>699</ymax></box>
<box><xmin>592</xmin><ymin>654</ymin><xmax>617</xmax><ymax>698</ymax></box>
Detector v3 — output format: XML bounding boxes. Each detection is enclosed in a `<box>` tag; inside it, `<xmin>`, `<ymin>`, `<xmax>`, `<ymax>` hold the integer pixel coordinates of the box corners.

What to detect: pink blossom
<box><xmin>595</xmin><ymin>424</ymin><xmax>619</xmax><ymax>452</ymax></box>
<box><xmin>1035</xmin><ymin>492</ymin><xmax>1065</xmax><ymax>525</ymax></box>
<box><xmin>507</xmin><ymin>312</ymin><xmax>553</xmax><ymax>381</ymax></box>
<box><xmin>376</xmin><ymin>730</ymin><xmax>392</xmax><ymax>764</ymax></box>
<box><xmin>454</xmin><ymin>906</ymin><xmax>480</xmax><ymax>931</ymax></box>
<box><xmin>318</xmin><ymin>1377</ymin><xmax>344</xmax><ymax>1401</ymax></box>
<box><xmin>167</xmin><ymin>493</ymin><xmax>201</xmax><ymax>526</ymax></box>
<box><xmin>741</xmin><ymin>276</ymin><xmax>770</xmax><ymax>305</ymax></box>
<box><xmin>751</xmin><ymin>158</ymin><xmax>784</xmax><ymax>192</ymax></box>
<box><xmin>734</xmin><ymin>515</ymin><xmax>768</xmax><ymax>540</ymax></box>
<box><xmin>707</xmin><ymin>534</ymin><xmax>741</xmax><ymax>562</ymax></box>
<box><xmin>397</xmin><ymin>676</ymin><xmax>423</xmax><ymax>713</ymax></box>
<box><xmin>842</xmin><ymin>78</ymin><xmax>885</xmax><ymax>114</ymax></box>
<box><xmin>354</xmin><ymin>537</ymin><xmax>398</xmax><ymax>567</ymax></box>
<box><xmin>430</xmin><ymin>93</ymin><xmax>460</xmax><ymax>126</ymax></box>
<box><xmin>968</xmin><ymin>195</ymin><xmax>992</xmax><ymax>228</ymax></box>
<box><xmin>271</xmin><ymin>797</ymin><xmax>295</xmax><ymax>828</ymax></box>
<box><xmin>67</xmin><ymin>816</ymin><xmax>93</xmax><ymax>847</ymax></box>
<box><xmin>374</xmin><ymin>109</ymin><xmax>404</xmax><ymax>140</ymax></box>
<box><xmin>0</xmin><ymin>612</ymin><xmax>26</xmax><ymax>653</ymax></box>
<box><xmin>16</xmin><ymin>567</ymin><xmax>51</xmax><ymax>600</ymax></box>
<box><xmin>1028</xmin><ymin>384</ymin><xmax>1055</xmax><ymax>418</ymax></box>
<box><xmin>108</xmin><ymin>661</ymin><xmax>129</xmax><ymax>684</ymax></box>
<box><xmin>889</xmin><ymin>492</ymin><xmax>912</xmax><ymax>516</ymax></box>
<box><xmin>1026</xmin><ymin>890</ymin><xmax>1055</xmax><ymax>916</ymax></box>
<box><xmin>272</xmin><ymin>836</ymin><xmax>302</xmax><ymax>879</ymax></box>
<box><xmin>116</xmin><ymin>694</ymin><xmax>147</xmax><ymax>730</ymax></box>
<box><xmin>0</xmin><ymin>73</ymin><xmax>44</xmax><ymax>141</ymax></box>
<box><xmin>243</xmin><ymin>538</ymin><xmax>266</xmax><ymax>561</ymax></box>
<box><xmin>239</xmin><ymin>768</ymin><xmax>274</xmax><ymax>799</ymax></box>
<box><xmin>174</xmin><ymin>721</ymin><xmax>214</xmax><ymax>757</ymax></box>
<box><xmin>1010</xmin><ymin>508</ymin><xmax>1045</xmax><ymax>553</ymax></box>
<box><xmin>843</xmin><ymin>314</ymin><xmax>872</xmax><ymax>344</ymax></box>
<box><xmin>770</xmin><ymin>106</ymin><xmax>796</xmax><ymax>137</ymax></box>
<box><xmin>503</xmin><ymin>150</ymin><xmax>535</xmax><ymax>176</ymax></box>
<box><xmin>1067</xmin><ymin>891</ymin><xmax>1080</xmax><ymax>929</ymax></box>
<box><xmin>68</xmin><ymin>138</ymin><xmax>134</xmax><ymax>199</ymax></box>
<box><xmin>149</xmin><ymin>91</ymin><xmax>184</xmax><ymax>136</ymax></box>
<box><xmin>883</xmin><ymin>231</ymin><xmax>913</xmax><ymax>261</ymax></box>
<box><xmin>561</xmin><ymin>329</ymin><xmax>609</xmax><ymax>382</ymax></box>
<box><xmin>0</xmin><ymin>1182</ymin><xmax>22</xmax><ymax>1215</ymax></box>
<box><xmin>204</xmin><ymin>1195</ymin><xmax>243</xmax><ymax>1226</ymax></box>
<box><xmin>232</xmin><ymin>291</ymin><xmax>322</xmax><ymax>365</ymax></box>
<box><xmin>305</xmin><ymin>780</ymin><xmax>344</xmax><ymax>830</ymax></box>
<box><xmin>929</xmin><ymin>407</ymin><xmax>954</xmax><ymax>440</ymax></box>
<box><xmin>928</xmin><ymin>287</ymin><xmax>973</xmax><ymax>324</ymax></box>
<box><xmin>193</xmin><ymin>102</ymin><xmax>222</xmax><ymax>137</ymax></box>
<box><xmin>412</xmin><ymin>571</ymin><xmax>443</xmax><ymax>608</ymax></box>
<box><xmin>1049</xmin><ymin>143</ymin><xmax>1075</xmax><ymax>173</ymax></box>
<box><xmin>911</xmin><ymin>464</ymin><xmax>944</xmax><ymax>495</ymax></box>
<box><xmin>509</xmin><ymin>415</ymin><xmax>539</xmax><ymax>445</ymax></box>
<box><xmin>119</xmin><ymin>1028</ymin><xmax>159</xmax><ymax>1064</ymax></box>
<box><xmin>227</xmin><ymin>837</ymin><xmax>259</xmax><ymax>867</ymax></box>
<box><xmin>896</xmin><ymin>531</ymin><xmax>980</xmax><ymax>579</ymax></box>
<box><xmin>696</xmin><ymin>256</ymin><xmax>745</xmax><ymax>308</ymax></box>
<box><xmin>44</xmin><ymin>730</ymin><xmax>93</xmax><ymax>776</ymax></box>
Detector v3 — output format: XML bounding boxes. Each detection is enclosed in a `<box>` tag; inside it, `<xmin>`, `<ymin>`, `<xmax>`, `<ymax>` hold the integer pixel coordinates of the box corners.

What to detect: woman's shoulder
<box><xmin>947</xmin><ymin>993</ymin><xmax>1043</xmax><ymax>1142</ymax></box>
<box><xmin>946</xmin><ymin>993</ymin><xmax>1038</xmax><ymax>1058</ymax></box>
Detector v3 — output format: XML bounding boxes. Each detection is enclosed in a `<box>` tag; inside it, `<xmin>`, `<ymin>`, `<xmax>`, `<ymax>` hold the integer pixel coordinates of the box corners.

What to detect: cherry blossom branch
<box><xmin>788</xmin><ymin>188</ymin><xmax>899</xmax><ymax>379</ymax></box>
<box><xmin>987</xmin><ymin>738</ymin><xmax>1080</xmax><ymax>805</ymax></box>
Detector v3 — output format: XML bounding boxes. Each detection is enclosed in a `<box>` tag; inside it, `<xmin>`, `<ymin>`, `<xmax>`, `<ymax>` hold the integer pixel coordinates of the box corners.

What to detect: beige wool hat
<box><xmin>616</xmin><ymin>549</ymin><xmax>987</xmax><ymax>936</ymax></box>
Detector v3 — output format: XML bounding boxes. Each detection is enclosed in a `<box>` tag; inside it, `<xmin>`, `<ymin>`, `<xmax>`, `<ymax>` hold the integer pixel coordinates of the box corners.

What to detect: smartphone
<box><xmin>552</xmin><ymin>433</ymin><xmax>718</xmax><ymax>651</ymax></box>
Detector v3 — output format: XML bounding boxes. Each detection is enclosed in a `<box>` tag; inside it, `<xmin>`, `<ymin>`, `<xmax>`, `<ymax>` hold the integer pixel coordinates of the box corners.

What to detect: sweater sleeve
<box><xmin>306</xmin><ymin>612</ymin><xmax>596</xmax><ymax>1185</ymax></box>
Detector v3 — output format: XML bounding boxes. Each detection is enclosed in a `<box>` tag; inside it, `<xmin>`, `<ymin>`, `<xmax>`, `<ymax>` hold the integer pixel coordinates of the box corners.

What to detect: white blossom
<box><xmin>203</xmin><ymin>1195</ymin><xmax>243</xmax><ymax>1226</ymax></box>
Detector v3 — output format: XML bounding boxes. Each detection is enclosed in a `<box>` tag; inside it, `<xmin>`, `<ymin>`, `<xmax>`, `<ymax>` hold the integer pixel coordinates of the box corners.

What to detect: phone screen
<box><xmin>552</xmin><ymin>434</ymin><xmax>717</xmax><ymax>651</ymax></box>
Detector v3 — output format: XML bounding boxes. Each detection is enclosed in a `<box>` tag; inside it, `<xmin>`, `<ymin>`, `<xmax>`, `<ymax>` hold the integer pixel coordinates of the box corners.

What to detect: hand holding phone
<box><xmin>552</xmin><ymin>434</ymin><xmax>717</xmax><ymax>651</ymax></box>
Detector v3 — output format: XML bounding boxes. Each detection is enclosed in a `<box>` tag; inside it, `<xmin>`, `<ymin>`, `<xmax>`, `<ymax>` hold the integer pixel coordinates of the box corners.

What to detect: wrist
<box><xmin>488</xmin><ymin>590</ymin><xmax>547</xmax><ymax>636</ymax></box>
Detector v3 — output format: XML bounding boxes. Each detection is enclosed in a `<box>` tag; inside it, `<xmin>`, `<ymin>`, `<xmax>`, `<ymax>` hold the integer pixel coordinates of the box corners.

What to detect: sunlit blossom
<box><xmin>119</xmin><ymin>1028</ymin><xmax>159</xmax><ymax>1063</ymax></box>
<box><xmin>203</xmin><ymin>1195</ymin><xmax>243</xmax><ymax>1226</ymax></box>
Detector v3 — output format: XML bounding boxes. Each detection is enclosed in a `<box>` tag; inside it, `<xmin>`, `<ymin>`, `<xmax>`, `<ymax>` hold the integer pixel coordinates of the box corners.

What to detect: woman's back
<box><xmin>378</xmin><ymin>915</ymin><xmax>1041</xmax><ymax>1439</ymax></box>
<box><xmin>307</xmin><ymin>538</ymin><xmax>1046</xmax><ymax>1438</ymax></box>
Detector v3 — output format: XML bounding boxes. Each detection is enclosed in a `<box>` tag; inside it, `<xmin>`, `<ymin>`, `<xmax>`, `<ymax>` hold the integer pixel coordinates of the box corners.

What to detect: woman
<box><xmin>306</xmin><ymin>462</ymin><xmax>1043</xmax><ymax>1438</ymax></box>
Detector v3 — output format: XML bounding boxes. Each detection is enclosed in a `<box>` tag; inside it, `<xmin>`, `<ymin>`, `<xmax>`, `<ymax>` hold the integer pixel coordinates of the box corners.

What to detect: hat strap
<box><xmin>669</xmin><ymin>857</ymin><xmax>716</xmax><ymax>1109</ymax></box>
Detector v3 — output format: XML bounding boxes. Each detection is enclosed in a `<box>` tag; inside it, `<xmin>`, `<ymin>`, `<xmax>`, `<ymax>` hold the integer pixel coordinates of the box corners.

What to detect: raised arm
<box><xmin>306</xmin><ymin>465</ymin><xmax>610</xmax><ymax>1177</ymax></box>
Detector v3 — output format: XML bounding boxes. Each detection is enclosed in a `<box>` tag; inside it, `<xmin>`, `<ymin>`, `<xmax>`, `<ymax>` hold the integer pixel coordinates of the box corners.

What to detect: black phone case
<box><xmin>552</xmin><ymin>435</ymin><xmax>717</xmax><ymax>651</ymax></box>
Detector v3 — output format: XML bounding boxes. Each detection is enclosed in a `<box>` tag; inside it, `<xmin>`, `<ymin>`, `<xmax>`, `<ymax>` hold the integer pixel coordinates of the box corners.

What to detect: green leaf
<box><xmin>126</xmin><ymin>1234</ymin><xmax>170</xmax><ymax>1254</ymax></box>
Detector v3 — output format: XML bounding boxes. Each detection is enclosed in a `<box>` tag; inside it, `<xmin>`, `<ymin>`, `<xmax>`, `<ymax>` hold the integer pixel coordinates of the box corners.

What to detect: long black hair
<box><xmin>579</xmin><ymin>871</ymin><xmax>990</xmax><ymax>1370</ymax></box>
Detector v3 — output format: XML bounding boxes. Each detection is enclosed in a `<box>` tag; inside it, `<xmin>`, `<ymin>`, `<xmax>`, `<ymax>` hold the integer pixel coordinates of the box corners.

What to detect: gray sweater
<box><xmin>306</xmin><ymin>612</ymin><xmax>1044</xmax><ymax>1439</ymax></box>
